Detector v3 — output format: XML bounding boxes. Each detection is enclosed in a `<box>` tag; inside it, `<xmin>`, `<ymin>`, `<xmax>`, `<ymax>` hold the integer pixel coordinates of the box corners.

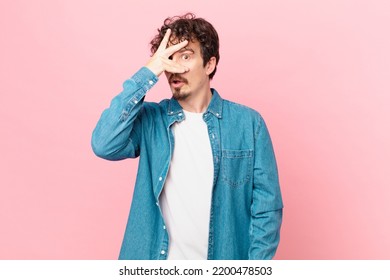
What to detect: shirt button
<box><xmin>133</xmin><ymin>100</ymin><xmax>138</xmax><ymax>104</ymax></box>
<box><xmin>178</xmin><ymin>113</ymin><xmax>183</xmax><ymax>116</ymax></box>
<box><xmin>156</xmin><ymin>202</ymin><xmax>159</xmax><ymax>206</ymax></box>
<box><xmin>216</xmin><ymin>113</ymin><xmax>220</xmax><ymax>117</ymax></box>
<box><xmin>159</xmin><ymin>177</ymin><xmax>163</xmax><ymax>181</ymax></box>
<box><xmin>161</xmin><ymin>250</ymin><xmax>166</xmax><ymax>255</ymax></box>
<box><xmin>163</xmin><ymin>225</ymin><xmax>166</xmax><ymax>229</ymax></box>
<box><xmin>149</xmin><ymin>80</ymin><xmax>154</xmax><ymax>85</ymax></box>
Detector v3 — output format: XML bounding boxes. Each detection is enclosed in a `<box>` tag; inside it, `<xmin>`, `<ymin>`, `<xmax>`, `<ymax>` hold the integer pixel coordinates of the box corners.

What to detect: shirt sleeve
<box><xmin>91</xmin><ymin>67</ymin><xmax>158</xmax><ymax>160</ymax></box>
<box><xmin>249</xmin><ymin>114</ymin><xmax>284</xmax><ymax>259</ymax></box>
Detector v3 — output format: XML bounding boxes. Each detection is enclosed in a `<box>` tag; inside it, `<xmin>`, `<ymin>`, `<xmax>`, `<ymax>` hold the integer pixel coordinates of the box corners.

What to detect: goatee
<box><xmin>172</xmin><ymin>89</ymin><xmax>190</xmax><ymax>100</ymax></box>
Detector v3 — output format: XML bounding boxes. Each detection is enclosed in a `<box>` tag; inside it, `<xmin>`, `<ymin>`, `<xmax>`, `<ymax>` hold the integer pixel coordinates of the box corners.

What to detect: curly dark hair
<box><xmin>150</xmin><ymin>13</ymin><xmax>220</xmax><ymax>79</ymax></box>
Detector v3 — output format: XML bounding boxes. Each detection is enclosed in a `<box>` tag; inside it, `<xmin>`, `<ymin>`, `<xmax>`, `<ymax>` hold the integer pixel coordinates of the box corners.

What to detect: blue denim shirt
<box><xmin>91</xmin><ymin>67</ymin><xmax>283</xmax><ymax>260</ymax></box>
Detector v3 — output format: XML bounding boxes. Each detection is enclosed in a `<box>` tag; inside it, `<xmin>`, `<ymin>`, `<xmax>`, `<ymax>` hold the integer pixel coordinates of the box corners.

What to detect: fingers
<box><xmin>165</xmin><ymin>39</ymin><xmax>189</xmax><ymax>57</ymax></box>
<box><xmin>161</xmin><ymin>57</ymin><xmax>188</xmax><ymax>74</ymax></box>
<box><xmin>156</xmin><ymin>29</ymin><xmax>172</xmax><ymax>53</ymax></box>
<box><xmin>157</xmin><ymin>28</ymin><xmax>189</xmax><ymax>57</ymax></box>
<box><xmin>147</xmin><ymin>29</ymin><xmax>189</xmax><ymax>76</ymax></box>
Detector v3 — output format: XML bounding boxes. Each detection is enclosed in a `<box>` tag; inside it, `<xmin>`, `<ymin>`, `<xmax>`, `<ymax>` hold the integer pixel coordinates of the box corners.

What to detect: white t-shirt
<box><xmin>159</xmin><ymin>110</ymin><xmax>214</xmax><ymax>259</ymax></box>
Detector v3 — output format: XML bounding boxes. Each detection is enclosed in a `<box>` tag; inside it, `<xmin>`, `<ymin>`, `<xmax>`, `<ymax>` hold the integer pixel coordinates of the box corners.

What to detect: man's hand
<box><xmin>145</xmin><ymin>29</ymin><xmax>189</xmax><ymax>77</ymax></box>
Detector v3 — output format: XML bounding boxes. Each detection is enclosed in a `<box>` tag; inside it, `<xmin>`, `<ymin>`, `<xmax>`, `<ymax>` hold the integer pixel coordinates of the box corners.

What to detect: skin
<box><xmin>145</xmin><ymin>29</ymin><xmax>216</xmax><ymax>113</ymax></box>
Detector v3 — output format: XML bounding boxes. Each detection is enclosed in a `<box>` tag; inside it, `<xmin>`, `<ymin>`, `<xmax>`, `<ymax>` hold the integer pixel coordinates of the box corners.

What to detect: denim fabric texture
<box><xmin>91</xmin><ymin>67</ymin><xmax>283</xmax><ymax>260</ymax></box>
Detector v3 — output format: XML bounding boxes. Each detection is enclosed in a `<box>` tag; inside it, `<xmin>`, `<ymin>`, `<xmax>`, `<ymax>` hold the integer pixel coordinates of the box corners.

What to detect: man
<box><xmin>91</xmin><ymin>13</ymin><xmax>283</xmax><ymax>260</ymax></box>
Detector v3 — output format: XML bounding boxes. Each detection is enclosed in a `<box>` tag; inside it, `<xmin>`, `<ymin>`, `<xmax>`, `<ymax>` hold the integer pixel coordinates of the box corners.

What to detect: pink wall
<box><xmin>1</xmin><ymin>0</ymin><xmax>389</xmax><ymax>259</ymax></box>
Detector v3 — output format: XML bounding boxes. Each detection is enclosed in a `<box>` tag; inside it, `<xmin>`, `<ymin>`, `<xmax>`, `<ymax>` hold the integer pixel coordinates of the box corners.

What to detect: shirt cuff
<box><xmin>132</xmin><ymin>66</ymin><xmax>159</xmax><ymax>89</ymax></box>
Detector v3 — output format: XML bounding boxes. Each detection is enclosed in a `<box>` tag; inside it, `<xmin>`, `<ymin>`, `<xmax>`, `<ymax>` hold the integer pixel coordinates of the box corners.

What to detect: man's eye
<box><xmin>181</xmin><ymin>54</ymin><xmax>190</xmax><ymax>60</ymax></box>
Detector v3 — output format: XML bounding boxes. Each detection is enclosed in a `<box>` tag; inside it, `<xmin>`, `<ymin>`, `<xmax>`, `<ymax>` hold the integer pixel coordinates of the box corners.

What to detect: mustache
<box><xmin>169</xmin><ymin>74</ymin><xmax>188</xmax><ymax>83</ymax></box>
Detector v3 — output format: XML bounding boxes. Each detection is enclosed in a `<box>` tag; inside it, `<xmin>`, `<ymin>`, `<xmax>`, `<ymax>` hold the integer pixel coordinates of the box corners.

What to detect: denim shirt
<box><xmin>91</xmin><ymin>67</ymin><xmax>283</xmax><ymax>260</ymax></box>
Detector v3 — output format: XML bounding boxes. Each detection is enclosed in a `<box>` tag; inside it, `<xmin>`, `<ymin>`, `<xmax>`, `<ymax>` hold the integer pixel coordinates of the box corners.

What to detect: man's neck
<box><xmin>178</xmin><ymin>88</ymin><xmax>212</xmax><ymax>113</ymax></box>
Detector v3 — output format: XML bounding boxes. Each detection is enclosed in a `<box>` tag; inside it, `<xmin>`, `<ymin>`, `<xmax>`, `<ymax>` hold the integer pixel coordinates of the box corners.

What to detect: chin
<box><xmin>172</xmin><ymin>90</ymin><xmax>190</xmax><ymax>101</ymax></box>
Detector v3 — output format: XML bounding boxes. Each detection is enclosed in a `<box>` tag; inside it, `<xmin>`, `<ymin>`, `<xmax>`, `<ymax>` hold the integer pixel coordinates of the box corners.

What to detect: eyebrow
<box><xmin>178</xmin><ymin>47</ymin><xmax>195</xmax><ymax>53</ymax></box>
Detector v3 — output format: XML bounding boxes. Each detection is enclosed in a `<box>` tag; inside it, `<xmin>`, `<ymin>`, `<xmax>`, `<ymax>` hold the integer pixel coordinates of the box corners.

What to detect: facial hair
<box><xmin>172</xmin><ymin>88</ymin><xmax>190</xmax><ymax>100</ymax></box>
<box><xmin>169</xmin><ymin>74</ymin><xmax>190</xmax><ymax>100</ymax></box>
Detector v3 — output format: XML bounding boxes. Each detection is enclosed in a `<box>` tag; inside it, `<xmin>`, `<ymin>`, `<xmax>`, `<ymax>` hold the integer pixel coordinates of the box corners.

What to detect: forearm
<box><xmin>91</xmin><ymin>67</ymin><xmax>158</xmax><ymax>160</ymax></box>
<box><xmin>249</xmin><ymin>208</ymin><xmax>283</xmax><ymax>259</ymax></box>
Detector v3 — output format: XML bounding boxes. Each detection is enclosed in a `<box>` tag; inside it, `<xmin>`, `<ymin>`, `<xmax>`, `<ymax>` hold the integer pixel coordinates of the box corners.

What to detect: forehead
<box><xmin>168</xmin><ymin>36</ymin><xmax>200</xmax><ymax>51</ymax></box>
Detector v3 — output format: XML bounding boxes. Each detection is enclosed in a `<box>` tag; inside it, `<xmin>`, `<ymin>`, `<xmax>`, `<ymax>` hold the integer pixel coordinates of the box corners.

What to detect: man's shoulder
<box><xmin>222</xmin><ymin>98</ymin><xmax>263</xmax><ymax>121</ymax></box>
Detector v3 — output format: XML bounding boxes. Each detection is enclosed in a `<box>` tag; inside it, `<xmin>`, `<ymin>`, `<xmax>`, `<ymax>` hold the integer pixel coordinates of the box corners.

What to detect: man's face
<box><xmin>165</xmin><ymin>38</ymin><xmax>212</xmax><ymax>101</ymax></box>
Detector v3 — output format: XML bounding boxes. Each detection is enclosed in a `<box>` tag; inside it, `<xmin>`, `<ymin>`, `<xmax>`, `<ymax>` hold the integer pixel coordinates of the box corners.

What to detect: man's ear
<box><xmin>205</xmin><ymin>57</ymin><xmax>217</xmax><ymax>76</ymax></box>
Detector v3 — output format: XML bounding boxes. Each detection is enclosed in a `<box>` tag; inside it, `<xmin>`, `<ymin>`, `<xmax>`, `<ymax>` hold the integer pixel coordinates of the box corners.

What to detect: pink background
<box><xmin>1</xmin><ymin>0</ymin><xmax>389</xmax><ymax>259</ymax></box>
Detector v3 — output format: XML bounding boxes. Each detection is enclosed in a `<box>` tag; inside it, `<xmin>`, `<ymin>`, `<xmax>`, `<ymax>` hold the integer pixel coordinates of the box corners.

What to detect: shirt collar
<box><xmin>167</xmin><ymin>88</ymin><xmax>223</xmax><ymax>118</ymax></box>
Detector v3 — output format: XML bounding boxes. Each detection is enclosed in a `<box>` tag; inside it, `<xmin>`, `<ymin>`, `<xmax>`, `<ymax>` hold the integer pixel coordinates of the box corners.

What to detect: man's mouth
<box><xmin>169</xmin><ymin>76</ymin><xmax>187</xmax><ymax>87</ymax></box>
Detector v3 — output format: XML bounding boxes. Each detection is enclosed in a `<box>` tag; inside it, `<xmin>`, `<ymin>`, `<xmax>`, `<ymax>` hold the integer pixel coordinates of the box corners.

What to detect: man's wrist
<box><xmin>145</xmin><ymin>61</ymin><xmax>163</xmax><ymax>77</ymax></box>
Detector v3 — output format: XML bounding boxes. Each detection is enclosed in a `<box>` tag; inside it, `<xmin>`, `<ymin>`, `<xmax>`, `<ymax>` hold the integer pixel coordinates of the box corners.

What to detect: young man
<box><xmin>92</xmin><ymin>13</ymin><xmax>283</xmax><ymax>260</ymax></box>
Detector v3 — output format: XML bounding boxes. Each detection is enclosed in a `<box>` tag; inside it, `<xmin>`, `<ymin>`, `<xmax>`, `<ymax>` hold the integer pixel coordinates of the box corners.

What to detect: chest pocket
<box><xmin>221</xmin><ymin>149</ymin><xmax>253</xmax><ymax>187</ymax></box>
